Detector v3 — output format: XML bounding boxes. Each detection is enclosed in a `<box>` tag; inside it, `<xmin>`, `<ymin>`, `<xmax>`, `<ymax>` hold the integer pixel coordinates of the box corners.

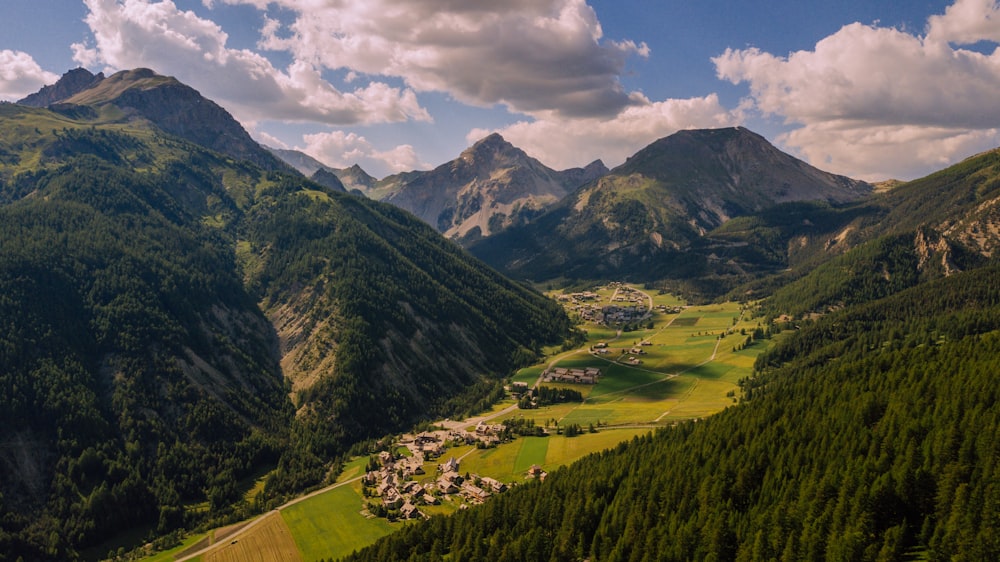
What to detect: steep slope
<box><xmin>471</xmin><ymin>127</ymin><xmax>870</xmax><ymax>286</ymax></box>
<box><xmin>0</xmin><ymin>85</ymin><xmax>570</xmax><ymax>558</ymax></box>
<box><xmin>336</xmin><ymin>163</ymin><xmax>379</xmax><ymax>192</ymax></box>
<box><xmin>379</xmin><ymin>133</ymin><xmax>607</xmax><ymax>242</ymax></box>
<box><xmin>715</xmin><ymin>146</ymin><xmax>1000</xmax><ymax>308</ymax></box>
<box><xmin>309</xmin><ymin>167</ymin><xmax>348</xmax><ymax>192</ymax></box>
<box><xmin>22</xmin><ymin>68</ymin><xmax>287</xmax><ymax>171</ymax></box>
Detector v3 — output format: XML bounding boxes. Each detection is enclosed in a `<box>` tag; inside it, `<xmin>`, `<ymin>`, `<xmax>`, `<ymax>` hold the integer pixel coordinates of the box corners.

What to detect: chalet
<box><xmin>382</xmin><ymin>487</ymin><xmax>403</xmax><ymax>510</ymax></box>
<box><xmin>378</xmin><ymin>451</ymin><xmax>393</xmax><ymax>466</ymax></box>
<box><xmin>461</xmin><ymin>481</ymin><xmax>489</xmax><ymax>503</ymax></box>
<box><xmin>480</xmin><ymin>476</ymin><xmax>508</xmax><ymax>494</ymax></box>
<box><xmin>437</xmin><ymin>479</ymin><xmax>459</xmax><ymax>494</ymax></box>
<box><xmin>400</xmin><ymin>501</ymin><xmax>421</xmax><ymax>520</ymax></box>
<box><xmin>439</xmin><ymin>456</ymin><xmax>460</xmax><ymax>473</ymax></box>
<box><xmin>527</xmin><ymin>465</ymin><xmax>547</xmax><ymax>480</ymax></box>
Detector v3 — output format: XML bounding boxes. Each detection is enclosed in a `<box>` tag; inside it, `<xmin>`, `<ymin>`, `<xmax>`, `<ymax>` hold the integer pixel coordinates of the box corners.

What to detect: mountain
<box><xmin>20</xmin><ymin>68</ymin><xmax>286</xmax><ymax>171</ymax></box>
<box><xmin>336</xmin><ymin>163</ymin><xmax>379</xmax><ymax>192</ymax></box>
<box><xmin>18</xmin><ymin>67</ymin><xmax>106</xmax><ymax>107</ymax></box>
<box><xmin>733</xmin><ymin>146</ymin><xmax>1000</xmax><ymax>313</ymax></box>
<box><xmin>267</xmin><ymin>146</ymin><xmax>329</xmax><ymax>176</ymax></box>
<box><xmin>0</xmin><ymin>74</ymin><xmax>570</xmax><ymax>559</ymax></box>
<box><xmin>378</xmin><ymin>133</ymin><xmax>608</xmax><ymax>242</ymax></box>
<box><xmin>309</xmin><ymin>167</ymin><xmax>347</xmax><ymax>192</ymax></box>
<box><xmin>470</xmin><ymin>127</ymin><xmax>870</xmax><ymax>289</ymax></box>
<box><xmin>268</xmin><ymin>147</ymin><xmax>379</xmax><ymax>192</ymax></box>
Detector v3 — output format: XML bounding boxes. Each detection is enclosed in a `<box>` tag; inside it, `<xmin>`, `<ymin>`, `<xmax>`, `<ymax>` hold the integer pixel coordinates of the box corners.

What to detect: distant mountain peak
<box><xmin>460</xmin><ymin>133</ymin><xmax>527</xmax><ymax>165</ymax></box>
<box><xmin>30</xmin><ymin>67</ymin><xmax>287</xmax><ymax>171</ymax></box>
<box><xmin>17</xmin><ymin>67</ymin><xmax>106</xmax><ymax>107</ymax></box>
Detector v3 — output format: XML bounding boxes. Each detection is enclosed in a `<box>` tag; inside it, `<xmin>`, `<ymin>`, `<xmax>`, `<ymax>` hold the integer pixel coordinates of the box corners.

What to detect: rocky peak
<box><xmin>18</xmin><ymin>68</ymin><xmax>106</xmax><ymax>107</ymax></box>
<box><xmin>310</xmin><ymin>168</ymin><xmax>347</xmax><ymax>192</ymax></box>
<box><xmin>460</xmin><ymin>133</ymin><xmax>528</xmax><ymax>168</ymax></box>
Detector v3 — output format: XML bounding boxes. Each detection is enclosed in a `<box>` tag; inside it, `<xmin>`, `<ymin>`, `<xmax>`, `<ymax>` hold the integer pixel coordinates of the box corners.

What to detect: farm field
<box><xmin>145</xmin><ymin>286</ymin><xmax>772</xmax><ymax>562</ymax></box>
<box><xmin>202</xmin><ymin>511</ymin><xmax>301</xmax><ymax>562</ymax></box>
<box><xmin>282</xmin><ymin>482</ymin><xmax>395</xmax><ymax>562</ymax></box>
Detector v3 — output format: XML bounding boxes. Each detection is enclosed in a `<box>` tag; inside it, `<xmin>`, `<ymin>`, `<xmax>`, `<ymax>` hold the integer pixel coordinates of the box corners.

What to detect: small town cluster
<box><xmin>557</xmin><ymin>283</ymin><xmax>651</xmax><ymax>325</ymax></box>
<box><xmin>542</xmin><ymin>366</ymin><xmax>602</xmax><ymax>384</ymax></box>
<box><xmin>362</xmin><ymin>427</ymin><xmax>547</xmax><ymax>521</ymax></box>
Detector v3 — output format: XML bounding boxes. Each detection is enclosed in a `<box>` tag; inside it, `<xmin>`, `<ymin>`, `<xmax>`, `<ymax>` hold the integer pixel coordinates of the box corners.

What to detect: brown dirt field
<box><xmin>203</xmin><ymin>511</ymin><xmax>302</xmax><ymax>562</ymax></box>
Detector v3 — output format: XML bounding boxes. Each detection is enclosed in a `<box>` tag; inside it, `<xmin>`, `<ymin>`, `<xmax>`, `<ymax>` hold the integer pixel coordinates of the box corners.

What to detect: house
<box><xmin>437</xmin><ymin>479</ymin><xmax>459</xmax><ymax>494</ymax></box>
<box><xmin>461</xmin><ymin>481</ymin><xmax>489</xmax><ymax>502</ymax></box>
<box><xmin>439</xmin><ymin>456</ymin><xmax>460</xmax><ymax>473</ymax></box>
<box><xmin>382</xmin><ymin>487</ymin><xmax>403</xmax><ymax>509</ymax></box>
<box><xmin>400</xmin><ymin>501</ymin><xmax>421</xmax><ymax>519</ymax></box>
<box><xmin>480</xmin><ymin>476</ymin><xmax>508</xmax><ymax>494</ymax></box>
<box><xmin>527</xmin><ymin>465</ymin><xmax>547</xmax><ymax>480</ymax></box>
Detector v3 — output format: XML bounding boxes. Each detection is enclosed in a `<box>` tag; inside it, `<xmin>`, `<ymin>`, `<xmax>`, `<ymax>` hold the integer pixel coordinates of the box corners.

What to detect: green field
<box><xmin>144</xmin><ymin>288</ymin><xmax>771</xmax><ymax>562</ymax></box>
<box><xmin>282</xmin><ymin>482</ymin><xmax>397</xmax><ymax>561</ymax></box>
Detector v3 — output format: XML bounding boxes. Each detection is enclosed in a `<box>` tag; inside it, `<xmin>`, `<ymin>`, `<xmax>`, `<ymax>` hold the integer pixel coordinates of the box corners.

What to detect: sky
<box><xmin>1</xmin><ymin>0</ymin><xmax>999</xmax><ymax>181</ymax></box>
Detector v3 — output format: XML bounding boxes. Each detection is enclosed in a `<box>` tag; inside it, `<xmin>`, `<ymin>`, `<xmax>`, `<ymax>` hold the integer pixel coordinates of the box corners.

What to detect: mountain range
<box><xmin>5</xmin><ymin>67</ymin><xmax>1000</xmax><ymax>560</ymax></box>
<box><xmin>272</xmin><ymin>134</ymin><xmax>609</xmax><ymax>243</ymax></box>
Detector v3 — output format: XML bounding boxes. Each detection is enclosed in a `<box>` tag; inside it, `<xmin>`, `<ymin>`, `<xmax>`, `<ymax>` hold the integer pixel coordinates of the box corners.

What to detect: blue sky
<box><xmin>2</xmin><ymin>0</ymin><xmax>998</xmax><ymax>181</ymax></box>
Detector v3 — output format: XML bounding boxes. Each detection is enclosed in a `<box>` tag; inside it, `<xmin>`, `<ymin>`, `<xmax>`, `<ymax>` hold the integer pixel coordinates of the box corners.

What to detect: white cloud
<box><xmin>299</xmin><ymin>131</ymin><xmax>428</xmax><ymax>178</ymax></box>
<box><xmin>74</xmin><ymin>0</ymin><xmax>430</xmax><ymax>125</ymax></box>
<box><xmin>0</xmin><ymin>50</ymin><xmax>60</xmax><ymax>101</ymax></box>
<box><xmin>713</xmin><ymin>0</ymin><xmax>1000</xmax><ymax>179</ymax></box>
<box><xmin>252</xmin><ymin>129</ymin><xmax>288</xmax><ymax>149</ymax></box>
<box><xmin>469</xmin><ymin>94</ymin><xmax>738</xmax><ymax>170</ymax></box>
<box><xmin>927</xmin><ymin>0</ymin><xmax>1000</xmax><ymax>44</ymax></box>
<box><xmin>779</xmin><ymin>123</ymin><xmax>1000</xmax><ymax>182</ymax></box>
<box><xmin>227</xmin><ymin>0</ymin><xmax>649</xmax><ymax>118</ymax></box>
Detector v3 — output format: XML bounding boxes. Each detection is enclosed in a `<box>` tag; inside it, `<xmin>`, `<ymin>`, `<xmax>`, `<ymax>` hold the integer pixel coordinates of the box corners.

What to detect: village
<box><xmin>360</xmin><ymin>424</ymin><xmax>547</xmax><ymax>521</ymax></box>
<box><xmin>557</xmin><ymin>282</ymin><xmax>671</xmax><ymax>326</ymax></box>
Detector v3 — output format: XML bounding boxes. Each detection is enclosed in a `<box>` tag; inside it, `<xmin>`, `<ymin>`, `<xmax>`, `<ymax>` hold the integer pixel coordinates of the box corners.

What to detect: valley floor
<box><xmin>144</xmin><ymin>284</ymin><xmax>772</xmax><ymax>562</ymax></box>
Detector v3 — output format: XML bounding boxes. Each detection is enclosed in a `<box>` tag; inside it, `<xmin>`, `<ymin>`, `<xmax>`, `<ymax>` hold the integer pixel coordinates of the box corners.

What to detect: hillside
<box><xmin>717</xmin><ymin>146</ymin><xmax>1000</xmax><ymax>310</ymax></box>
<box><xmin>378</xmin><ymin>133</ymin><xmax>608</xmax><ymax>242</ymax></box>
<box><xmin>470</xmin><ymin>127</ymin><xmax>870</xmax><ymax>289</ymax></box>
<box><xmin>0</xmin><ymin>79</ymin><xmax>570</xmax><ymax>559</ymax></box>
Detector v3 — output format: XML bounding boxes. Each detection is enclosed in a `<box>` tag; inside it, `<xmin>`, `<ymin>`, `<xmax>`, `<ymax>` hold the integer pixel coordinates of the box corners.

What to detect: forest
<box><xmin>0</xmin><ymin>118</ymin><xmax>569</xmax><ymax>560</ymax></box>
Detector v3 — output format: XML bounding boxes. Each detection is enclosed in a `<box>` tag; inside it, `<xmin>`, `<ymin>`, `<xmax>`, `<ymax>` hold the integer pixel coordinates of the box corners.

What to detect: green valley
<box><xmin>148</xmin><ymin>285</ymin><xmax>773</xmax><ymax>561</ymax></box>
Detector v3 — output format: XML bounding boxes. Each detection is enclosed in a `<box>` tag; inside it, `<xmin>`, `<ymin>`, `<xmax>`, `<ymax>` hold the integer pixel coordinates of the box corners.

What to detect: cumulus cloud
<box><xmin>299</xmin><ymin>131</ymin><xmax>427</xmax><ymax>178</ymax></box>
<box><xmin>0</xmin><ymin>50</ymin><xmax>60</xmax><ymax>101</ymax></box>
<box><xmin>713</xmin><ymin>0</ymin><xmax>1000</xmax><ymax>179</ymax></box>
<box><xmin>470</xmin><ymin>94</ymin><xmax>738</xmax><ymax>170</ymax></box>
<box><xmin>73</xmin><ymin>0</ymin><xmax>430</xmax><ymax>125</ymax></box>
<box><xmin>224</xmin><ymin>0</ymin><xmax>648</xmax><ymax>118</ymax></box>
